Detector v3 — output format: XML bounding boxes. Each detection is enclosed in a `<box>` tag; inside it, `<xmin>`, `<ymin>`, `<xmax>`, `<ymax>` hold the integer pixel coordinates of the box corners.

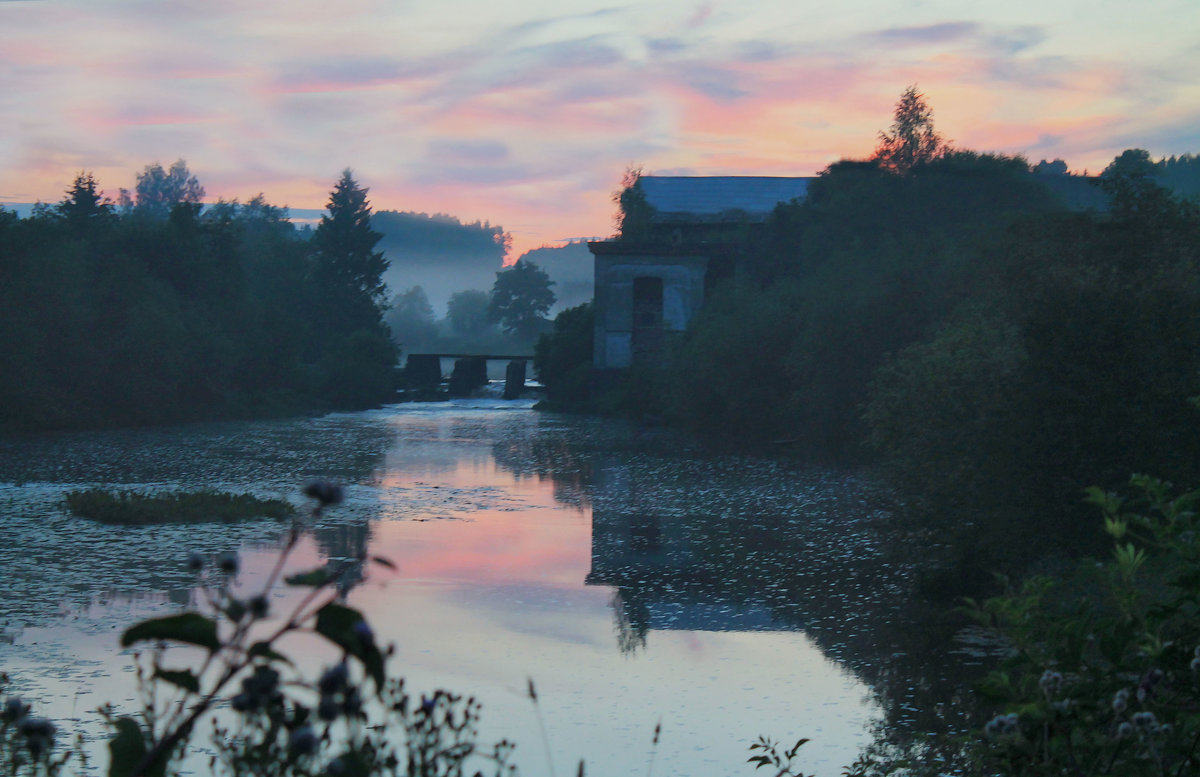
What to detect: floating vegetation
<box><xmin>65</xmin><ymin>488</ymin><xmax>295</xmax><ymax>525</ymax></box>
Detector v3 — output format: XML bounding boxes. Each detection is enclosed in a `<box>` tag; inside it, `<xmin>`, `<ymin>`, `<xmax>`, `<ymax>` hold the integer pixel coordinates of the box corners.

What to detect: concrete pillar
<box><xmin>503</xmin><ymin>360</ymin><xmax>527</xmax><ymax>399</ymax></box>
<box><xmin>404</xmin><ymin>354</ymin><xmax>442</xmax><ymax>390</ymax></box>
<box><xmin>448</xmin><ymin>356</ymin><xmax>488</xmax><ymax>397</ymax></box>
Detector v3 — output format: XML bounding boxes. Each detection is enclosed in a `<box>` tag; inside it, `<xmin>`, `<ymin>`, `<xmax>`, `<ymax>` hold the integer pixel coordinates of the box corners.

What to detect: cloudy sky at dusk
<box><xmin>2</xmin><ymin>0</ymin><xmax>1198</xmax><ymax>258</ymax></box>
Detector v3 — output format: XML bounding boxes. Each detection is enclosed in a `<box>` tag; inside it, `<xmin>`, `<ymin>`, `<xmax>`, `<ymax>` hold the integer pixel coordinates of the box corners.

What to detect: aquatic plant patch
<box><xmin>65</xmin><ymin>489</ymin><xmax>295</xmax><ymax>525</ymax></box>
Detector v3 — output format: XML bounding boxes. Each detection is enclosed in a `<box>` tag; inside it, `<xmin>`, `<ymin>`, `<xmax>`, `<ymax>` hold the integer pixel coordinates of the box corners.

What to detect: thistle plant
<box><xmin>1</xmin><ymin>675</ymin><xmax>87</xmax><ymax>777</ymax></box>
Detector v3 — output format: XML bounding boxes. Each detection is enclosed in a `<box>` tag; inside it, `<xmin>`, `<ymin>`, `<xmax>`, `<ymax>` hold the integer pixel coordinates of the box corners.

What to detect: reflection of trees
<box><xmin>610</xmin><ymin>587</ymin><xmax>649</xmax><ymax>655</ymax></box>
<box><xmin>309</xmin><ymin>519</ymin><xmax>373</xmax><ymax>596</ymax></box>
<box><xmin>582</xmin><ymin>454</ymin><xmax>990</xmax><ymax>759</ymax></box>
<box><xmin>489</xmin><ymin>419</ymin><xmax>597</xmax><ymax>508</ymax></box>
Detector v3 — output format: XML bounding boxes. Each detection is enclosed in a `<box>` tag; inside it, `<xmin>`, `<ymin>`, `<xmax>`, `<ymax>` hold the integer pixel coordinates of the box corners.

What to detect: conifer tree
<box><xmin>312</xmin><ymin>169</ymin><xmax>389</xmax><ymax>304</ymax></box>
<box><xmin>873</xmin><ymin>85</ymin><xmax>949</xmax><ymax>173</ymax></box>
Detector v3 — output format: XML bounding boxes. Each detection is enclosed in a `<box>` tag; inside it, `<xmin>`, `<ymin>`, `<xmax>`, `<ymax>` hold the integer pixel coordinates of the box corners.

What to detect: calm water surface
<box><xmin>0</xmin><ymin>400</ymin><xmax>926</xmax><ymax>776</ymax></box>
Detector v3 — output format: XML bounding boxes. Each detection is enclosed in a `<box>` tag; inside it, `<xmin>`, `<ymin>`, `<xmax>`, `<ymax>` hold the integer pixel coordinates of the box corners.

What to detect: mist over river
<box><xmin>0</xmin><ymin>400</ymin><xmax>969</xmax><ymax>776</ymax></box>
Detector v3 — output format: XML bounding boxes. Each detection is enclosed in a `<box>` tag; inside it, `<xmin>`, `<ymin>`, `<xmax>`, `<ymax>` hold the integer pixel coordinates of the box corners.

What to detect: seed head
<box><xmin>248</xmin><ymin>595</ymin><xmax>269</xmax><ymax>619</ymax></box>
<box><xmin>217</xmin><ymin>551</ymin><xmax>240</xmax><ymax>575</ymax></box>
<box><xmin>4</xmin><ymin>696</ymin><xmax>28</xmax><ymax>721</ymax></box>
<box><xmin>1039</xmin><ymin>670</ymin><xmax>1063</xmax><ymax>699</ymax></box>
<box><xmin>984</xmin><ymin>712</ymin><xmax>1019</xmax><ymax>738</ymax></box>
<box><xmin>1132</xmin><ymin>711</ymin><xmax>1158</xmax><ymax>733</ymax></box>
<box><xmin>17</xmin><ymin>717</ymin><xmax>54</xmax><ymax>739</ymax></box>
<box><xmin>186</xmin><ymin>551</ymin><xmax>204</xmax><ymax>572</ymax></box>
<box><xmin>318</xmin><ymin>663</ymin><xmax>349</xmax><ymax>695</ymax></box>
<box><xmin>317</xmin><ymin>694</ymin><xmax>340</xmax><ymax>722</ymax></box>
<box><xmin>288</xmin><ymin>725</ymin><xmax>319</xmax><ymax>757</ymax></box>
<box><xmin>303</xmin><ymin>479</ymin><xmax>344</xmax><ymax>507</ymax></box>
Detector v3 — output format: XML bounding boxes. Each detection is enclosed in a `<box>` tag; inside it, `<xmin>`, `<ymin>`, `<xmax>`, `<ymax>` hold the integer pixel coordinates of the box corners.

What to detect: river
<box><xmin>0</xmin><ymin>399</ymin><xmax>965</xmax><ymax>776</ymax></box>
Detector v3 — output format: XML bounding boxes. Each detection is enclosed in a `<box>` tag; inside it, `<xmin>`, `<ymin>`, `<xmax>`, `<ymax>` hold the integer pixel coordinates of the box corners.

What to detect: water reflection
<box><xmin>0</xmin><ymin>402</ymin><xmax>898</xmax><ymax>776</ymax></box>
<box><xmin>492</xmin><ymin>420</ymin><xmax>985</xmax><ymax>756</ymax></box>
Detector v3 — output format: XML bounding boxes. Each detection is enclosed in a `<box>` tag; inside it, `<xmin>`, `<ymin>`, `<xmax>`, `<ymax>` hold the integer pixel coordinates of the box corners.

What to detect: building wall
<box><xmin>591</xmin><ymin>250</ymin><xmax>708</xmax><ymax>369</ymax></box>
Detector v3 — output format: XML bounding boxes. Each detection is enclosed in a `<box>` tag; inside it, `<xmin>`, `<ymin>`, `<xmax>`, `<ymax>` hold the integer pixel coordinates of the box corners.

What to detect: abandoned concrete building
<box><xmin>589</xmin><ymin>176</ymin><xmax>812</xmax><ymax>370</ymax></box>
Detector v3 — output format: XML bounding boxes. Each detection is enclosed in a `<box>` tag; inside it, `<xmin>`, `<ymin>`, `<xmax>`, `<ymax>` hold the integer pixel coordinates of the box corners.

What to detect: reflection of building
<box><xmin>590</xmin><ymin>177</ymin><xmax>813</xmax><ymax>369</ymax></box>
<box><xmin>585</xmin><ymin>506</ymin><xmax>786</xmax><ymax>634</ymax></box>
<box><xmin>584</xmin><ymin>460</ymin><xmax>791</xmax><ymax>640</ymax></box>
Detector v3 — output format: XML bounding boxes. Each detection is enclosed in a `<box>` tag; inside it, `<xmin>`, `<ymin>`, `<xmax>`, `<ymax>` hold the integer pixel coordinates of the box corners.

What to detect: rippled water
<box><xmin>0</xmin><ymin>400</ymin><xmax>919</xmax><ymax>776</ymax></box>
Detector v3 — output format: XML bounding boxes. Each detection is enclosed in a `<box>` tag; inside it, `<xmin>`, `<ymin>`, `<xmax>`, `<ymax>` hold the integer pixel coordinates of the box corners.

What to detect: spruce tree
<box><xmin>312</xmin><ymin>169</ymin><xmax>388</xmax><ymax>304</ymax></box>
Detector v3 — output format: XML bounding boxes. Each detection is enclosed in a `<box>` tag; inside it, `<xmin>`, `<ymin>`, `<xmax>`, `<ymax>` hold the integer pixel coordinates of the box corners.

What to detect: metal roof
<box><xmin>638</xmin><ymin>176</ymin><xmax>812</xmax><ymax>222</ymax></box>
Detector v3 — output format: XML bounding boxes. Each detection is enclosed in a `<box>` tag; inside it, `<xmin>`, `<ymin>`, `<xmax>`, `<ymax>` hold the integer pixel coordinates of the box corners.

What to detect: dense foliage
<box><xmin>487</xmin><ymin>259</ymin><xmax>556</xmax><ymax>341</ymax></box>
<box><xmin>0</xmin><ymin>168</ymin><xmax>397</xmax><ymax>432</ymax></box>
<box><xmin>533</xmin><ymin>302</ymin><xmax>593</xmax><ymax>406</ymax></box>
<box><xmin>621</xmin><ymin>145</ymin><xmax>1200</xmax><ymax>581</ymax></box>
<box><xmin>955</xmin><ymin>475</ymin><xmax>1200</xmax><ymax>776</ymax></box>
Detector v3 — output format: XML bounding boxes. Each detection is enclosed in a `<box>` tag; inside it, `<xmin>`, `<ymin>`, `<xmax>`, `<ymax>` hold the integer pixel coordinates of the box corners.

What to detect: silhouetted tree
<box><xmin>55</xmin><ymin>172</ymin><xmax>114</xmax><ymax>234</ymax></box>
<box><xmin>1101</xmin><ymin>148</ymin><xmax>1186</xmax><ymax>222</ymax></box>
<box><xmin>1033</xmin><ymin>159</ymin><xmax>1069</xmax><ymax>175</ymax></box>
<box><xmin>613</xmin><ymin>165</ymin><xmax>653</xmax><ymax>239</ymax></box>
<box><xmin>385</xmin><ymin>286</ymin><xmax>437</xmax><ymax>349</ymax></box>
<box><xmin>312</xmin><ymin>170</ymin><xmax>389</xmax><ymax>305</ymax></box>
<box><xmin>446</xmin><ymin>289</ymin><xmax>492</xmax><ymax>337</ymax></box>
<box><xmin>873</xmin><ymin>85</ymin><xmax>949</xmax><ymax>173</ymax></box>
<box><xmin>127</xmin><ymin>159</ymin><xmax>205</xmax><ymax>218</ymax></box>
<box><xmin>309</xmin><ymin>170</ymin><xmax>397</xmax><ymax>407</ymax></box>
<box><xmin>489</xmin><ymin>260</ymin><xmax>555</xmax><ymax>340</ymax></box>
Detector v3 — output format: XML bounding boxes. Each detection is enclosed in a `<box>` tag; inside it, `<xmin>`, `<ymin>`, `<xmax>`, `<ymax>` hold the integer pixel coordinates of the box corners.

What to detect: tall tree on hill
<box><xmin>310</xmin><ymin>170</ymin><xmax>397</xmax><ymax>407</ymax></box>
<box><xmin>56</xmin><ymin>171</ymin><xmax>114</xmax><ymax>234</ymax></box>
<box><xmin>312</xmin><ymin>169</ymin><xmax>389</xmax><ymax>306</ymax></box>
<box><xmin>125</xmin><ymin>159</ymin><xmax>206</xmax><ymax>218</ymax></box>
<box><xmin>873</xmin><ymin>85</ymin><xmax>949</xmax><ymax>173</ymax></box>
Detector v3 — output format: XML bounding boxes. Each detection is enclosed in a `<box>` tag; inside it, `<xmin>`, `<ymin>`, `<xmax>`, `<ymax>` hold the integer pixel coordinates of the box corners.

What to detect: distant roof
<box><xmin>638</xmin><ymin>176</ymin><xmax>812</xmax><ymax>222</ymax></box>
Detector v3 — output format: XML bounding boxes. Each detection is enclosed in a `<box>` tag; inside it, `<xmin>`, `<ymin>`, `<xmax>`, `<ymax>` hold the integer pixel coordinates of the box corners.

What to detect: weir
<box><xmin>403</xmin><ymin>353</ymin><xmax>534</xmax><ymax>398</ymax></box>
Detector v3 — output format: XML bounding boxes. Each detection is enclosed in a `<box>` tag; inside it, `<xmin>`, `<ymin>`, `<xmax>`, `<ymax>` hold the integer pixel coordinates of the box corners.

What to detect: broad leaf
<box><xmin>107</xmin><ymin>717</ymin><xmax>152</xmax><ymax>777</ymax></box>
<box><xmin>286</xmin><ymin>568</ymin><xmax>331</xmax><ymax>587</ymax></box>
<box><xmin>315</xmin><ymin>603</ymin><xmax>385</xmax><ymax>692</ymax></box>
<box><xmin>121</xmin><ymin>613</ymin><xmax>220</xmax><ymax>652</ymax></box>
<box><xmin>248</xmin><ymin>641</ymin><xmax>292</xmax><ymax>665</ymax></box>
<box><xmin>154</xmin><ymin>669</ymin><xmax>200</xmax><ymax>694</ymax></box>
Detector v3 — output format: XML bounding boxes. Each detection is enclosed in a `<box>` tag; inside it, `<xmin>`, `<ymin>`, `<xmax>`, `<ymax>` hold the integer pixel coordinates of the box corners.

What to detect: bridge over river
<box><xmin>403</xmin><ymin>352</ymin><xmax>535</xmax><ymax>398</ymax></box>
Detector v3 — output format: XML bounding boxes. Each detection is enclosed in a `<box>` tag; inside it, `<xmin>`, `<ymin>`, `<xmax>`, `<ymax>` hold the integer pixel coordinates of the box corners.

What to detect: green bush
<box><xmin>961</xmin><ymin>475</ymin><xmax>1200</xmax><ymax>776</ymax></box>
<box><xmin>533</xmin><ymin>302</ymin><xmax>593</xmax><ymax>406</ymax></box>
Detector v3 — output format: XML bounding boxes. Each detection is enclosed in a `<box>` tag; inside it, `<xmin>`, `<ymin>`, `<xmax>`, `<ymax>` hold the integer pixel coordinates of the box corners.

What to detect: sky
<box><xmin>2</xmin><ymin>0</ymin><xmax>1198</xmax><ymax>259</ymax></box>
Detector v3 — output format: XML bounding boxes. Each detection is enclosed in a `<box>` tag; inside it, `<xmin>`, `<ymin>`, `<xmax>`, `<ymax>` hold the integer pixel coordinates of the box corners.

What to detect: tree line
<box><xmin>384</xmin><ymin>258</ymin><xmax>557</xmax><ymax>357</ymax></box>
<box><xmin>0</xmin><ymin>164</ymin><xmax>397</xmax><ymax>431</ymax></box>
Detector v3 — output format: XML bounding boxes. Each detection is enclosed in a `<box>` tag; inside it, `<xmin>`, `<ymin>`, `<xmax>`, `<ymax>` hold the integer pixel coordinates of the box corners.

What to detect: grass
<box><xmin>65</xmin><ymin>488</ymin><xmax>296</xmax><ymax>525</ymax></box>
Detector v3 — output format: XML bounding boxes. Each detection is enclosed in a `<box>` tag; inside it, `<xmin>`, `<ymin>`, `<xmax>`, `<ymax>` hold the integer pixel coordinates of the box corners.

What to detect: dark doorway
<box><xmin>632</xmin><ymin>276</ymin><xmax>664</xmax><ymax>360</ymax></box>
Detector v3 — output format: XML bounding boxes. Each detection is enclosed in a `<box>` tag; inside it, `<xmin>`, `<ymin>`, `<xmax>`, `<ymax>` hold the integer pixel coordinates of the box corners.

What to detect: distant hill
<box><xmin>515</xmin><ymin>241</ymin><xmax>594</xmax><ymax>313</ymax></box>
<box><xmin>371</xmin><ymin>210</ymin><xmax>509</xmax><ymax>314</ymax></box>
